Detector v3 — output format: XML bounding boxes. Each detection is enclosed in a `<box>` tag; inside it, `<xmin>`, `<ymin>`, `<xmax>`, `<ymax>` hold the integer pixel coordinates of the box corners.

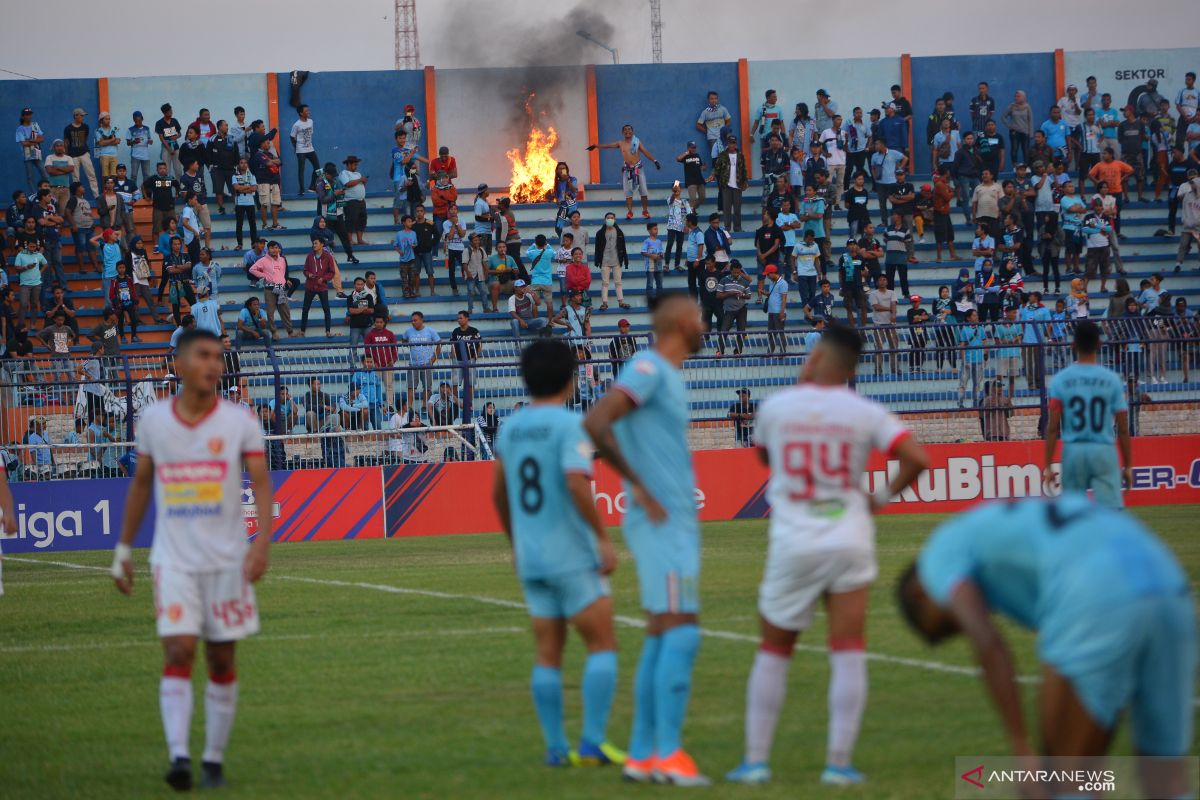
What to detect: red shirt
<box><xmin>429</xmin><ymin>156</ymin><xmax>457</xmax><ymax>178</ymax></box>
<box><xmin>363</xmin><ymin>328</ymin><xmax>398</xmax><ymax>367</ymax></box>
<box><xmin>565</xmin><ymin>261</ymin><xmax>592</xmax><ymax>291</ymax></box>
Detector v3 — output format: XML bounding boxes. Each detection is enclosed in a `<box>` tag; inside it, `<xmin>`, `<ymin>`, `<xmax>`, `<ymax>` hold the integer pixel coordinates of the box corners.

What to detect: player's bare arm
<box><xmin>0</xmin><ymin>469</ymin><xmax>16</xmax><ymax>537</ymax></box>
<box><xmin>1042</xmin><ymin>405</ymin><xmax>1062</xmax><ymax>487</ymax></box>
<box><xmin>566</xmin><ymin>472</ymin><xmax>616</xmax><ymax>576</ymax></box>
<box><xmin>113</xmin><ymin>452</ymin><xmax>155</xmax><ymax>594</ymax></box>
<box><xmin>491</xmin><ymin>459</ymin><xmax>513</xmax><ymax>543</ymax></box>
<box><xmin>243</xmin><ymin>453</ymin><xmax>273</xmax><ymax>584</ymax></box>
<box><xmin>872</xmin><ymin>436</ymin><xmax>929</xmax><ymax>513</ymax></box>
<box><xmin>1114</xmin><ymin>410</ymin><xmax>1133</xmax><ymax>491</ymax></box>
<box><xmin>947</xmin><ymin>580</ymin><xmax>1033</xmax><ymax>757</ymax></box>
<box><xmin>584</xmin><ymin>391</ymin><xmax>666</xmax><ymax>523</ymax></box>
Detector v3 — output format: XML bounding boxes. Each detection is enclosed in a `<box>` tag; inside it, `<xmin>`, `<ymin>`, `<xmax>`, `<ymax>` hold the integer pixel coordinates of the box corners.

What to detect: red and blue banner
<box><xmin>4</xmin><ymin>437</ymin><xmax>1197</xmax><ymax>554</ymax></box>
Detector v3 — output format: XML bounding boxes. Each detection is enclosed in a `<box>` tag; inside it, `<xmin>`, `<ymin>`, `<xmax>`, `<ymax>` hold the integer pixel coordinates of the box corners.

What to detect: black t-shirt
<box><xmin>907</xmin><ymin>307</ymin><xmax>929</xmax><ymax>327</ymax></box>
<box><xmin>450</xmin><ymin>325</ymin><xmax>481</xmax><ymax>360</ymax></box>
<box><xmin>143</xmin><ymin>175</ymin><xmax>180</xmax><ymax>210</ymax></box>
<box><xmin>155</xmin><ymin>117</ymin><xmax>182</xmax><ymax>148</ymax></box>
<box><xmin>679</xmin><ymin>153</ymin><xmax>704</xmax><ymax>186</ymax></box>
<box><xmin>346</xmin><ymin>291</ymin><xmax>375</xmax><ymax>329</ymax></box>
<box><xmin>412</xmin><ymin>221</ymin><xmax>437</xmax><ymax>253</ymax></box>
<box><xmin>857</xmin><ymin>235</ymin><xmax>882</xmax><ymax>275</ymax></box>
<box><xmin>977</xmin><ymin>133</ymin><xmax>1005</xmax><ymax>174</ymax></box>
<box><xmin>63</xmin><ymin>123</ymin><xmax>90</xmax><ymax>157</ymax></box>
<box><xmin>890</xmin><ymin>181</ymin><xmax>916</xmax><ymax>211</ymax></box>
<box><xmin>755</xmin><ymin>224</ymin><xmax>785</xmax><ymax>259</ymax></box>
<box><xmin>843</xmin><ymin>187</ymin><xmax>871</xmax><ymax>221</ymax></box>
<box><xmin>698</xmin><ymin>269</ymin><xmax>724</xmax><ymax>307</ymax></box>
<box><xmin>729</xmin><ymin>400</ymin><xmax>757</xmax><ymax>439</ymax></box>
<box><xmin>1117</xmin><ymin>120</ymin><xmax>1143</xmax><ymax>156</ymax></box>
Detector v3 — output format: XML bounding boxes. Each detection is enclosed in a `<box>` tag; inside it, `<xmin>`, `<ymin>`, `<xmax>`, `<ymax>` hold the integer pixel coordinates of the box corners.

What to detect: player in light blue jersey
<box><xmin>492</xmin><ymin>339</ymin><xmax>623</xmax><ymax>769</ymax></box>
<box><xmin>584</xmin><ymin>292</ymin><xmax>710</xmax><ymax>786</ymax></box>
<box><xmin>899</xmin><ymin>496</ymin><xmax>1194</xmax><ymax>799</ymax></box>
<box><xmin>1043</xmin><ymin>320</ymin><xmax>1132</xmax><ymax>507</ymax></box>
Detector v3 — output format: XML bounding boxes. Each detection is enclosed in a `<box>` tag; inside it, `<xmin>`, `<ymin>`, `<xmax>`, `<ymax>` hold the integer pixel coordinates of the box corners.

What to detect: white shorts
<box><xmin>153</xmin><ymin>565</ymin><xmax>260</xmax><ymax>641</ymax></box>
<box><xmin>622</xmin><ymin>167</ymin><xmax>649</xmax><ymax>198</ymax></box>
<box><xmin>758</xmin><ymin>541</ymin><xmax>877</xmax><ymax>632</ymax></box>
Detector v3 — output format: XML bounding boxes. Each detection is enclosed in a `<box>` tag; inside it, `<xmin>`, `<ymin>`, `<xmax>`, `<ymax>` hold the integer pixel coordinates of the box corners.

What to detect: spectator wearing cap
<box><xmin>1136</xmin><ymin>78</ymin><xmax>1166</xmax><ymax>120</ymax></box>
<box><xmin>814</xmin><ymin>89</ymin><xmax>839</xmax><ymax>134</ymax></box>
<box><xmin>728</xmin><ymin>388</ymin><xmax>756</xmax><ymax>447</ymax></box>
<box><xmin>396</xmin><ymin>103</ymin><xmax>423</xmax><ymax>143</ymax></box>
<box><xmin>608</xmin><ymin>318</ymin><xmax>637</xmax><ymax>367</ymax></box>
<box><xmin>708</xmin><ymin>135</ymin><xmax>748</xmax><ymax>232</ymax></box>
<box><xmin>93</xmin><ymin>112</ymin><xmax>121</xmax><ymax>179</ymax></box>
<box><xmin>906</xmin><ymin>294</ymin><xmax>930</xmax><ymax>372</ymax></box>
<box><xmin>44</xmin><ymin>138</ymin><xmax>74</xmax><ymax>211</ymax></box>
<box><xmin>63</xmin><ymin>108</ymin><xmax>98</xmax><ymax>196</ymax></box>
<box><xmin>762</xmin><ymin>263</ymin><xmax>789</xmax><ymax>355</ymax></box>
<box><xmin>339</xmin><ymin>155</ymin><xmax>370</xmax><ymax>246</ymax></box>
<box><xmin>879</xmin><ymin>102</ymin><xmax>909</xmax><ymax>155</ymax></box>
<box><xmin>155</xmin><ymin>103</ymin><xmax>184</xmax><ymax>178</ymax></box>
<box><xmin>316</xmin><ymin>162</ymin><xmax>358</xmax><ymax>263</ymax></box>
<box><xmin>124</xmin><ymin>111</ymin><xmax>153</xmax><ymax>187</ymax></box>
<box><xmin>508</xmin><ymin>280</ymin><xmax>548</xmax><ymax>338</ymax></box>
<box><xmin>677</xmin><ymin>140</ymin><xmax>708</xmax><ymax>211</ymax></box>
<box><xmin>16</xmin><ymin>107</ymin><xmax>47</xmax><ymax>189</ymax></box>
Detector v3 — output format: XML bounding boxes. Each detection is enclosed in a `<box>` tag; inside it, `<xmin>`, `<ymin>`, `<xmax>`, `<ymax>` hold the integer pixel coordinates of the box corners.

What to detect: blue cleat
<box><xmin>725</xmin><ymin>760</ymin><xmax>772</xmax><ymax>784</ymax></box>
<box><xmin>545</xmin><ymin>749</ymin><xmax>575</xmax><ymax>767</ymax></box>
<box><xmin>820</xmin><ymin>765</ymin><xmax>865</xmax><ymax>785</ymax></box>
<box><xmin>573</xmin><ymin>740</ymin><xmax>627</xmax><ymax>766</ymax></box>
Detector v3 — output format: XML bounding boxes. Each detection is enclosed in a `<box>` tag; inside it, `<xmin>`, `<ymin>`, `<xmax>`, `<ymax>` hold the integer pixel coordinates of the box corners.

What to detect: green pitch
<box><xmin>3</xmin><ymin>507</ymin><xmax>1197</xmax><ymax>800</ymax></box>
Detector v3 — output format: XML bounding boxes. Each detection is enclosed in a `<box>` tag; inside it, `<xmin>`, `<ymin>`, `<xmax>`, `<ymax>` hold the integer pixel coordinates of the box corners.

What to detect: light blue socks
<box><xmin>530</xmin><ymin>665</ymin><xmax>568</xmax><ymax>753</ymax></box>
<box><xmin>580</xmin><ymin>651</ymin><xmax>618</xmax><ymax>746</ymax></box>
<box><xmin>654</xmin><ymin>624</ymin><xmax>701</xmax><ymax>757</ymax></box>
<box><xmin>628</xmin><ymin>635</ymin><xmax>662</xmax><ymax>760</ymax></box>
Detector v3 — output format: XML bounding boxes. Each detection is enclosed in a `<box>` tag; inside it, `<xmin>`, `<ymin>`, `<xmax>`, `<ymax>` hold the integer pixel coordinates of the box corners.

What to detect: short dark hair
<box><xmin>176</xmin><ymin>328</ymin><xmax>221</xmax><ymax>354</ymax></box>
<box><xmin>298</xmin><ymin>104</ymin><xmax>309</xmax><ymax>113</ymax></box>
<box><xmin>820</xmin><ymin>322</ymin><xmax>865</xmax><ymax>363</ymax></box>
<box><xmin>521</xmin><ymin>339</ymin><xmax>577</xmax><ymax>398</ymax></box>
<box><xmin>234</xmin><ymin>105</ymin><xmax>245</xmax><ymax>114</ymax></box>
<box><xmin>411</xmin><ymin>311</ymin><xmax>424</xmax><ymax>320</ymax></box>
<box><xmin>1074</xmin><ymin>320</ymin><xmax>1102</xmax><ymax>354</ymax></box>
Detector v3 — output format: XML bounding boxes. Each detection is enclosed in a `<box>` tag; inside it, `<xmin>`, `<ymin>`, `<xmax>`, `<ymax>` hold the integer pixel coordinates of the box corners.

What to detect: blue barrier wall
<box><xmin>594</xmin><ymin>63</ymin><xmax>740</xmax><ymax>185</ymax></box>
<box><xmin>1</xmin><ymin>78</ymin><xmax>99</xmax><ymax>197</ymax></box>
<box><xmin>274</xmin><ymin>70</ymin><xmax>425</xmax><ymax>198</ymax></box>
<box><xmin>106</xmin><ymin>74</ymin><xmax>269</xmax><ymax>179</ymax></box>
<box><xmin>910</xmin><ymin>52</ymin><xmax>1056</xmax><ymax>176</ymax></box>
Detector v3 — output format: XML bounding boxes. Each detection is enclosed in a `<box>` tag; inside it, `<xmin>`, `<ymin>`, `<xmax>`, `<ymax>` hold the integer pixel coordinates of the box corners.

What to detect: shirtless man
<box><xmin>588</xmin><ymin>124</ymin><xmax>662</xmax><ymax>220</ymax></box>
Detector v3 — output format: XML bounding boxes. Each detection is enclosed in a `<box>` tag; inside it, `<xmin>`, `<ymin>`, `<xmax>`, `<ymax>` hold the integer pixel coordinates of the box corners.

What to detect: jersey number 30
<box><xmin>1066</xmin><ymin>396</ymin><xmax>1107</xmax><ymax>434</ymax></box>
<box><xmin>782</xmin><ymin>440</ymin><xmax>851</xmax><ymax>500</ymax></box>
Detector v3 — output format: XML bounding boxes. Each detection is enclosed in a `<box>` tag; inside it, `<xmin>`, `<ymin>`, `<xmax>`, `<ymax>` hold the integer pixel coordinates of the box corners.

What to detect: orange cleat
<box><xmin>654</xmin><ymin>749</ymin><xmax>712</xmax><ymax>787</ymax></box>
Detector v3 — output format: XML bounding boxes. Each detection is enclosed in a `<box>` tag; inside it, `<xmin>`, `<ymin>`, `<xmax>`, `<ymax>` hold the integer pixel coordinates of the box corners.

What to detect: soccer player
<box><xmin>111</xmin><ymin>329</ymin><xmax>274</xmax><ymax>791</ymax></box>
<box><xmin>584</xmin><ymin>292</ymin><xmax>709</xmax><ymax>786</ymax></box>
<box><xmin>491</xmin><ymin>339</ymin><xmax>624</xmax><ymax>768</ymax></box>
<box><xmin>898</xmin><ymin>496</ymin><xmax>1194</xmax><ymax>799</ymax></box>
<box><xmin>1042</xmin><ymin>319</ymin><xmax>1132</xmax><ymax>507</ymax></box>
<box><xmin>0</xmin><ymin>465</ymin><xmax>17</xmax><ymax>596</ymax></box>
<box><xmin>726</xmin><ymin>324</ymin><xmax>929</xmax><ymax>786</ymax></box>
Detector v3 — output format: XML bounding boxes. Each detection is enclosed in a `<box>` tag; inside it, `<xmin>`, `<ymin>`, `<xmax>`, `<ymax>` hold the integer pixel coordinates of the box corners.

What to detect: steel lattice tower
<box><xmin>394</xmin><ymin>0</ymin><xmax>420</xmax><ymax>70</ymax></box>
<box><xmin>649</xmin><ymin>0</ymin><xmax>663</xmax><ymax>63</ymax></box>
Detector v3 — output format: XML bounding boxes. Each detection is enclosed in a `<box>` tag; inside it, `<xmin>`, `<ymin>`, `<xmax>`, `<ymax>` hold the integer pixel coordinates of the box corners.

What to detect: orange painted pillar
<box><xmin>266</xmin><ymin>73</ymin><xmax>279</xmax><ymax>137</ymax></box>
<box><xmin>98</xmin><ymin>77</ymin><xmax>109</xmax><ymax>114</ymax></box>
<box><xmin>1054</xmin><ymin>49</ymin><xmax>1065</xmax><ymax>100</ymax></box>
<box><xmin>423</xmin><ymin>66</ymin><xmax>438</xmax><ymax>158</ymax></box>
<box><xmin>900</xmin><ymin>54</ymin><xmax>914</xmax><ymax>163</ymax></box>
<box><xmin>738</xmin><ymin>58</ymin><xmax>752</xmax><ymax>178</ymax></box>
<box><xmin>585</xmin><ymin>65</ymin><xmax>600</xmax><ymax>184</ymax></box>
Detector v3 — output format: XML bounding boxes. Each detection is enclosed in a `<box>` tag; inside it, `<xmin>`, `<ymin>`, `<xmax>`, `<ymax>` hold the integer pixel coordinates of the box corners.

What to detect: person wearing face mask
<box><xmin>707</xmin><ymin>135</ymin><xmax>748</xmax><ymax>232</ymax></box>
<box><xmin>593</xmin><ymin>212</ymin><xmax>629</xmax><ymax>311</ymax></box>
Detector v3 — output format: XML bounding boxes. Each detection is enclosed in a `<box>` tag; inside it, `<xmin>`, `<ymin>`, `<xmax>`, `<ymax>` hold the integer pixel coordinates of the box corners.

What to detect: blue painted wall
<box><xmin>1</xmin><ymin>78</ymin><xmax>99</xmax><ymax>197</ymax></box>
<box><xmin>910</xmin><ymin>52</ymin><xmax>1056</xmax><ymax>176</ymax></box>
<box><xmin>594</xmin><ymin>63</ymin><xmax>740</xmax><ymax>184</ymax></box>
<box><xmin>274</xmin><ymin>70</ymin><xmax>424</xmax><ymax>198</ymax></box>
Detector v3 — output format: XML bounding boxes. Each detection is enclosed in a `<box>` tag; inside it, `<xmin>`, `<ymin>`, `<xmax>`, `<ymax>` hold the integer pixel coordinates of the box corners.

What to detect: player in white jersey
<box><xmin>112</xmin><ymin>329</ymin><xmax>274</xmax><ymax>792</ymax></box>
<box><xmin>726</xmin><ymin>324</ymin><xmax>928</xmax><ymax>787</ymax></box>
<box><xmin>0</xmin><ymin>465</ymin><xmax>17</xmax><ymax>596</ymax></box>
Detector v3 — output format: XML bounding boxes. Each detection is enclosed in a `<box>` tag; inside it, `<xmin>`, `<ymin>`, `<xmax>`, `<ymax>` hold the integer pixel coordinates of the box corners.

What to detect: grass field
<box><xmin>2</xmin><ymin>506</ymin><xmax>1197</xmax><ymax>800</ymax></box>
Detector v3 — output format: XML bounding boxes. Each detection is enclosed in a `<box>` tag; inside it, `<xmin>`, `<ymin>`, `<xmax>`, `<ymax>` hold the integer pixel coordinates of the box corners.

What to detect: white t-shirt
<box><xmin>726</xmin><ymin>153</ymin><xmax>739</xmax><ymax>189</ymax></box>
<box><xmin>754</xmin><ymin>385</ymin><xmax>909</xmax><ymax>550</ymax></box>
<box><xmin>138</xmin><ymin>398</ymin><xmax>265</xmax><ymax>572</ymax></box>
<box><xmin>820</xmin><ymin>128</ymin><xmax>846</xmax><ymax>166</ymax></box>
<box><xmin>290</xmin><ymin>118</ymin><xmax>315</xmax><ymax>153</ymax></box>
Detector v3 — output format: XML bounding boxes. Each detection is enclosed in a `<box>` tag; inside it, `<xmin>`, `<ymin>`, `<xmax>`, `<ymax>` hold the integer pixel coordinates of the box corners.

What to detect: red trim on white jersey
<box><xmin>170</xmin><ymin>396</ymin><xmax>220</xmax><ymax>429</ymax></box>
<box><xmin>884</xmin><ymin>429</ymin><xmax>912</xmax><ymax>458</ymax></box>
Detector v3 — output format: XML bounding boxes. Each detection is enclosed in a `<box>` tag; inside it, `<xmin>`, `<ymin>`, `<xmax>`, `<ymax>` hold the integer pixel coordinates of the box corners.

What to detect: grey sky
<box><xmin>0</xmin><ymin>0</ymin><xmax>1195</xmax><ymax>80</ymax></box>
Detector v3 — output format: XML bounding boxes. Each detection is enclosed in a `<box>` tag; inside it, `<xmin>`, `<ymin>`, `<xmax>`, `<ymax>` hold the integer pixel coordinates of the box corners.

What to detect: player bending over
<box><xmin>492</xmin><ymin>339</ymin><xmax>624</xmax><ymax>768</ymax></box>
<box><xmin>1043</xmin><ymin>320</ymin><xmax>1132</xmax><ymax>508</ymax></box>
<box><xmin>112</xmin><ymin>329</ymin><xmax>274</xmax><ymax>791</ymax></box>
<box><xmin>585</xmin><ymin>292</ymin><xmax>710</xmax><ymax>787</ymax></box>
<box><xmin>899</xmin><ymin>496</ymin><xmax>1194</xmax><ymax>799</ymax></box>
<box><xmin>726</xmin><ymin>324</ymin><xmax>928</xmax><ymax>786</ymax></box>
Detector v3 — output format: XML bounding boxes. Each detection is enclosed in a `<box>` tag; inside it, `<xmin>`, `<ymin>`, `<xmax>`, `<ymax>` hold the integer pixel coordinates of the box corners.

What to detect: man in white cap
<box><xmin>94</xmin><ymin>112</ymin><xmax>121</xmax><ymax>179</ymax></box>
<box><xmin>508</xmin><ymin>280</ymin><xmax>548</xmax><ymax>338</ymax></box>
<box><xmin>63</xmin><ymin>107</ymin><xmax>98</xmax><ymax>195</ymax></box>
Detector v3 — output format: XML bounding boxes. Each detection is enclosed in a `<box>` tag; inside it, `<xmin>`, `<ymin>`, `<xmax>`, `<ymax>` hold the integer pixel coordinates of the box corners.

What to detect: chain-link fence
<box><xmin>1</xmin><ymin>321</ymin><xmax>1195</xmax><ymax>481</ymax></box>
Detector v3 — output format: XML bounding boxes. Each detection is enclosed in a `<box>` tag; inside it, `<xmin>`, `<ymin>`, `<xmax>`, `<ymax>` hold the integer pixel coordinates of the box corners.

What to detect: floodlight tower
<box><xmin>394</xmin><ymin>0</ymin><xmax>420</xmax><ymax>69</ymax></box>
<box><xmin>650</xmin><ymin>0</ymin><xmax>663</xmax><ymax>64</ymax></box>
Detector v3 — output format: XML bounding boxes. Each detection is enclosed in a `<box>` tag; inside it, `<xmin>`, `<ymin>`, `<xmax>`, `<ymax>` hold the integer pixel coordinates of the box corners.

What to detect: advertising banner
<box><xmin>4</xmin><ymin>437</ymin><xmax>1196</xmax><ymax>552</ymax></box>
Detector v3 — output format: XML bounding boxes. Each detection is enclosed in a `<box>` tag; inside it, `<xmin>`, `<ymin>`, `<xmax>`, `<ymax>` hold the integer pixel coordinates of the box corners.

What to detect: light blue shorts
<box><xmin>624</xmin><ymin>507</ymin><xmax>701</xmax><ymax>615</ymax></box>
<box><xmin>521</xmin><ymin>568</ymin><xmax>609</xmax><ymax>620</ymax></box>
<box><xmin>1061</xmin><ymin>443</ymin><xmax>1123</xmax><ymax>508</ymax></box>
<box><xmin>1040</xmin><ymin>590</ymin><xmax>1195</xmax><ymax>756</ymax></box>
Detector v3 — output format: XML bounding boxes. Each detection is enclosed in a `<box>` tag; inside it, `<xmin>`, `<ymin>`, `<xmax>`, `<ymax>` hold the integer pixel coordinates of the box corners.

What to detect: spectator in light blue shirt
<box><xmin>400</xmin><ymin>311</ymin><xmax>441</xmax><ymax>410</ymax></box>
<box><xmin>93</xmin><ymin>113</ymin><xmax>121</xmax><ymax>176</ymax></box>
<box><xmin>641</xmin><ymin>222</ymin><xmax>664</xmax><ymax>300</ymax></box>
<box><xmin>338</xmin><ymin>385</ymin><xmax>372</xmax><ymax>430</ymax></box>
<box><xmin>125</xmin><ymin>111</ymin><xmax>154</xmax><ymax>187</ymax></box>
<box><xmin>803</xmin><ymin>316</ymin><xmax>825</xmax><ymax>351</ymax></box>
<box><xmin>1040</xmin><ymin>106</ymin><xmax>1072</xmax><ymax>156</ymax></box>
<box><xmin>1019</xmin><ymin>291</ymin><xmax>1052</xmax><ymax>389</ymax></box>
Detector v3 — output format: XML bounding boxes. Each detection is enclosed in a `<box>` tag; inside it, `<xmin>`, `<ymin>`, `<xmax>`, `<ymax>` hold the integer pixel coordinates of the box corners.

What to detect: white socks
<box><xmin>744</xmin><ymin>648</ymin><xmax>791</xmax><ymax>764</ymax></box>
<box><xmin>827</xmin><ymin>649</ymin><xmax>867</xmax><ymax>768</ymax></box>
<box><xmin>160</xmin><ymin>668</ymin><xmax>193</xmax><ymax>760</ymax></box>
<box><xmin>203</xmin><ymin>675</ymin><xmax>238</xmax><ymax>764</ymax></box>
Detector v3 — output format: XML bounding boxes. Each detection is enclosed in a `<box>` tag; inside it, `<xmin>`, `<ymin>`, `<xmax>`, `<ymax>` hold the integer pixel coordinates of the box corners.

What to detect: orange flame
<box><xmin>506</xmin><ymin>93</ymin><xmax>559</xmax><ymax>204</ymax></box>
